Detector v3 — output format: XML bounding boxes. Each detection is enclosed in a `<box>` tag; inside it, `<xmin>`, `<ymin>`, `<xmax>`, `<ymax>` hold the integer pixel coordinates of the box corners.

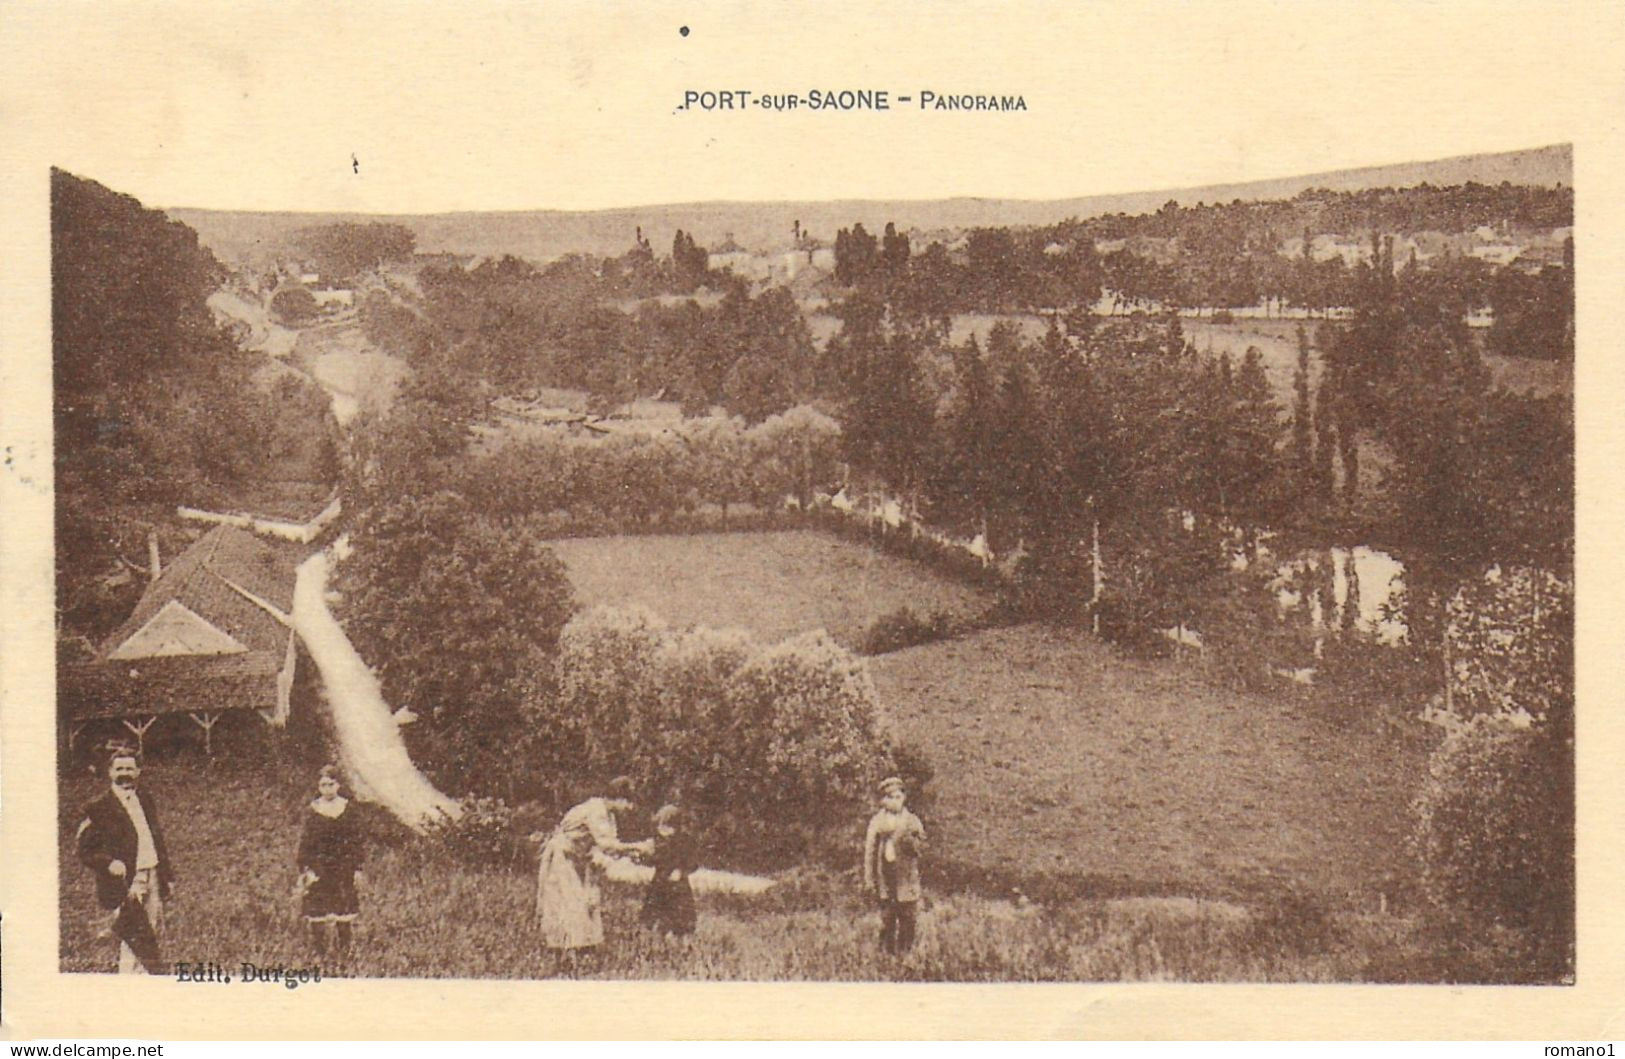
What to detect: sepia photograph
<box><xmin>49</xmin><ymin>143</ymin><xmax>1577</xmax><ymax>983</ymax></box>
<box><xmin>4</xmin><ymin>0</ymin><xmax>1623</xmax><ymax>1042</ymax></box>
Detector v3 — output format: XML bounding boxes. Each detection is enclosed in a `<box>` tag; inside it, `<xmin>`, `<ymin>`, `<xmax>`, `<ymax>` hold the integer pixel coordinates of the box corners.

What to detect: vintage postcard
<box><xmin>3</xmin><ymin>0</ymin><xmax>1623</xmax><ymax>1041</ymax></box>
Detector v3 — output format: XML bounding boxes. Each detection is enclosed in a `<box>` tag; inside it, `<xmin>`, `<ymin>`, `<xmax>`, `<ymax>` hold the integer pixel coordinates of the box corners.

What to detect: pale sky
<box><xmin>5</xmin><ymin>0</ymin><xmax>1617</xmax><ymax>214</ymax></box>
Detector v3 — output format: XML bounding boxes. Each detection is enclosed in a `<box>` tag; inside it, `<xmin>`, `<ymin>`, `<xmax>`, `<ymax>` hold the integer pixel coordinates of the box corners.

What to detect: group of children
<box><xmin>294</xmin><ymin>770</ymin><xmax>928</xmax><ymax>961</ymax></box>
<box><xmin>640</xmin><ymin>774</ymin><xmax>928</xmax><ymax>955</ymax></box>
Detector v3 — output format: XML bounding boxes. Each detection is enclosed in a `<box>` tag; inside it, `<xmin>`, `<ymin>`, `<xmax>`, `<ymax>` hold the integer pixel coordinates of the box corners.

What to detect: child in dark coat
<box><xmin>640</xmin><ymin>804</ymin><xmax>698</xmax><ymax>936</ymax></box>
<box><xmin>296</xmin><ymin>765</ymin><xmax>364</xmax><ymax>957</ymax></box>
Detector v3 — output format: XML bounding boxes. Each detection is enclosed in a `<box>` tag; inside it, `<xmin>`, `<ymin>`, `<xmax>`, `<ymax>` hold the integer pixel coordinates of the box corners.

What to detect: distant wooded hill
<box><xmin>169</xmin><ymin>144</ymin><xmax>1571</xmax><ymax>269</ymax></box>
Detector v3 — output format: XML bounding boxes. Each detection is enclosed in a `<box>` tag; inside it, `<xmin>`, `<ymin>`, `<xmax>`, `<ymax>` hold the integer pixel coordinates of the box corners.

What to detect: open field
<box><xmin>549</xmin><ymin>531</ymin><xmax>998</xmax><ymax>649</ymax></box>
<box><xmin>549</xmin><ymin>530</ymin><xmax>1426</xmax><ymax>900</ymax></box>
<box><xmin>58</xmin><ymin>762</ymin><xmax>1436</xmax><ymax>981</ymax></box>
<box><xmin>871</xmin><ymin>625</ymin><xmax>1426</xmax><ymax>899</ymax></box>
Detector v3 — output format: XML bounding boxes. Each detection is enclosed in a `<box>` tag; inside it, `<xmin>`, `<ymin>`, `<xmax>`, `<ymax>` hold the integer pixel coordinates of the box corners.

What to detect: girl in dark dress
<box><xmin>296</xmin><ymin>765</ymin><xmax>364</xmax><ymax>957</ymax></box>
<box><xmin>640</xmin><ymin>804</ymin><xmax>698</xmax><ymax>936</ymax></box>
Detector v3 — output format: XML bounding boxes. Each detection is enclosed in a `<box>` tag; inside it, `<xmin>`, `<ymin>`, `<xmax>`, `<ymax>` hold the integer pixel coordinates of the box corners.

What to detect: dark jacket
<box><xmin>76</xmin><ymin>788</ymin><xmax>174</xmax><ymax>910</ymax></box>
<box><xmin>640</xmin><ymin>831</ymin><xmax>699</xmax><ymax>934</ymax></box>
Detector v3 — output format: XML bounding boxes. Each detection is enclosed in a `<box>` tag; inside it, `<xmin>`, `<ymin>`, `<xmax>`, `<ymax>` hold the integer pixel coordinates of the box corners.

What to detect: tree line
<box><xmin>51</xmin><ymin>169</ymin><xmax>336</xmax><ymax>646</ymax></box>
<box><xmin>361</xmin><ymin>253</ymin><xmax>818</xmax><ymax>420</ymax></box>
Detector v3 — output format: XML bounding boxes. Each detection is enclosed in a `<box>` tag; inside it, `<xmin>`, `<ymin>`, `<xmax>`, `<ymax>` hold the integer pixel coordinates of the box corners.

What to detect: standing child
<box><xmin>863</xmin><ymin>776</ymin><xmax>926</xmax><ymax>955</ymax></box>
<box><xmin>640</xmin><ymin>804</ymin><xmax>698</xmax><ymax>937</ymax></box>
<box><xmin>296</xmin><ymin>764</ymin><xmax>365</xmax><ymax>959</ymax></box>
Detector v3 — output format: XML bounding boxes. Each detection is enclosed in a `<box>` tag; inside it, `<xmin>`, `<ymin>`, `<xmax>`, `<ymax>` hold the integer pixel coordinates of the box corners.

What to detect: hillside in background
<box><xmin>170</xmin><ymin>144</ymin><xmax>1571</xmax><ymax>268</ymax></box>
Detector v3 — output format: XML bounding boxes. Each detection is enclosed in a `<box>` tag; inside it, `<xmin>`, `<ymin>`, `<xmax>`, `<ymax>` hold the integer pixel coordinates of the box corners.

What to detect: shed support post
<box><xmin>188</xmin><ymin>711</ymin><xmax>222</xmax><ymax>755</ymax></box>
<box><xmin>121</xmin><ymin>715</ymin><xmax>157</xmax><ymax>757</ymax></box>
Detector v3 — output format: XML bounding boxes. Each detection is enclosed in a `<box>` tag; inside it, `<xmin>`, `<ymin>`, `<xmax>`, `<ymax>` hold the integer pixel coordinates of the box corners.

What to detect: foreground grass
<box><xmin>60</xmin><ymin>760</ymin><xmax>1454</xmax><ymax>982</ymax></box>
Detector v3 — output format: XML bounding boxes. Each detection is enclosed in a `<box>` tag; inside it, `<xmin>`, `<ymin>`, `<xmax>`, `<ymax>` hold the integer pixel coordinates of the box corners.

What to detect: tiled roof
<box><xmin>60</xmin><ymin>650</ymin><xmax>285</xmax><ymax>719</ymax></box>
<box><xmin>98</xmin><ymin>525</ymin><xmax>305</xmax><ymax>659</ymax></box>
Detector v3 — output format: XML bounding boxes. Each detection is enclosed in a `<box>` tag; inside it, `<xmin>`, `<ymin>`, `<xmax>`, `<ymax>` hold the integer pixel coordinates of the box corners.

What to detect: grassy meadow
<box><xmin>59</xmin><ymin>527</ymin><xmax>1457</xmax><ymax>981</ymax></box>
<box><xmin>59</xmin><ymin>761</ymin><xmax>1444</xmax><ymax>982</ymax></box>
<box><xmin>871</xmin><ymin>626</ymin><xmax>1425</xmax><ymax>899</ymax></box>
<box><xmin>550</xmin><ymin>531</ymin><xmax>998</xmax><ymax>650</ymax></box>
<box><xmin>550</xmin><ymin>531</ymin><xmax>1427</xmax><ymax>902</ymax></box>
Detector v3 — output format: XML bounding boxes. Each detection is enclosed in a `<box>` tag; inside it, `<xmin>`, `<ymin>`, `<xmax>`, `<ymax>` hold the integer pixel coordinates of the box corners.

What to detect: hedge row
<box><xmin>465</xmin><ymin>405</ymin><xmax>844</xmax><ymax>527</ymax></box>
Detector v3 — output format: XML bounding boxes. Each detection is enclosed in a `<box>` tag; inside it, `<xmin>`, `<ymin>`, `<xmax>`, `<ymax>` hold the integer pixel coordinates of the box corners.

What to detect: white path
<box><xmin>291</xmin><ymin>549</ymin><xmax>462</xmax><ymax>831</ymax></box>
<box><xmin>598</xmin><ymin>854</ymin><xmax>774</xmax><ymax>895</ymax></box>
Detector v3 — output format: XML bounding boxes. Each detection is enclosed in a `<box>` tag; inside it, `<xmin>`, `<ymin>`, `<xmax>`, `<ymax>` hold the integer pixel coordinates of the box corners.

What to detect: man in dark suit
<box><xmin>75</xmin><ymin>746</ymin><xmax>177</xmax><ymax>973</ymax></box>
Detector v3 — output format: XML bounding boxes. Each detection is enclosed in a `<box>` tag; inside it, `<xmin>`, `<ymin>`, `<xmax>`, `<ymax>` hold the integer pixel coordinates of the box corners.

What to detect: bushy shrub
<box><xmin>1410</xmin><ymin>713</ymin><xmax>1573</xmax><ymax>981</ymax></box>
<box><xmin>887</xmin><ymin>740</ymin><xmax>936</xmax><ymax>811</ymax></box>
<box><xmin>860</xmin><ymin>606</ymin><xmax>957</xmax><ymax>655</ymax></box>
<box><xmin>553</xmin><ymin>607</ymin><xmax>892</xmax><ymax>860</ymax></box>
<box><xmin>270</xmin><ymin>286</ymin><xmax>318</xmax><ymax>325</ymax></box>
<box><xmin>727</xmin><ymin>630</ymin><xmax>893</xmax><ymax>820</ymax></box>
<box><xmin>650</xmin><ymin>624</ymin><xmax>757</xmax><ymax>803</ymax></box>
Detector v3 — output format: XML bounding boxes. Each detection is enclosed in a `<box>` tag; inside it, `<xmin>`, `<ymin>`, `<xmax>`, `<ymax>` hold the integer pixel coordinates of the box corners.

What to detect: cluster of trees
<box><xmin>462</xmin><ymin>406</ymin><xmax>843</xmax><ymax>530</ymax></box>
<box><xmin>364</xmin><ymin>256</ymin><xmax>817</xmax><ymax>419</ymax></box>
<box><xmin>823</xmin><ymin>301</ymin><xmax>1284</xmax><ymax>638</ymax></box>
<box><xmin>1313</xmin><ymin>236</ymin><xmax>1574</xmax><ymax>572</ymax></box>
<box><xmin>836</xmin><ymin>222</ymin><xmax>1105</xmax><ymax>317</ymax></box>
<box><xmin>51</xmin><ymin>169</ymin><xmax>335</xmax><ymax>644</ymax></box>
<box><xmin>668</xmin><ymin>229</ymin><xmax>712</xmax><ymax>293</ymax></box>
<box><xmin>832</xmin><ymin>182</ymin><xmax>1572</xmax><ymax>322</ymax></box>
<box><xmin>589</xmin><ymin>226</ymin><xmax>724</xmax><ymax>300</ymax></box>
<box><xmin>818</xmin><ymin>225</ymin><xmax>1571</xmax><ymax>641</ymax></box>
<box><xmin>295</xmin><ymin>222</ymin><xmax>416</xmax><ymax>284</ymax></box>
<box><xmin>1081</xmin><ymin>182</ymin><xmax>1573</xmax><ymax>249</ymax></box>
<box><xmin>833</xmin><ymin>221</ymin><xmax>912</xmax><ymax>287</ymax></box>
<box><xmin>270</xmin><ymin>286</ymin><xmax>320</xmax><ymax>325</ymax></box>
<box><xmin>1487</xmin><ymin>259</ymin><xmax>1575</xmax><ymax>360</ymax></box>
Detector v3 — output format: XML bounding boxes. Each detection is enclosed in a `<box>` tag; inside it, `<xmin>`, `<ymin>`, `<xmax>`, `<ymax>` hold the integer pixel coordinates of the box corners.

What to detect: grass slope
<box><xmin>168</xmin><ymin>144</ymin><xmax>1570</xmax><ymax>265</ymax></box>
<box><xmin>871</xmin><ymin>625</ymin><xmax>1424</xmax><ymax>899</ymax></box>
